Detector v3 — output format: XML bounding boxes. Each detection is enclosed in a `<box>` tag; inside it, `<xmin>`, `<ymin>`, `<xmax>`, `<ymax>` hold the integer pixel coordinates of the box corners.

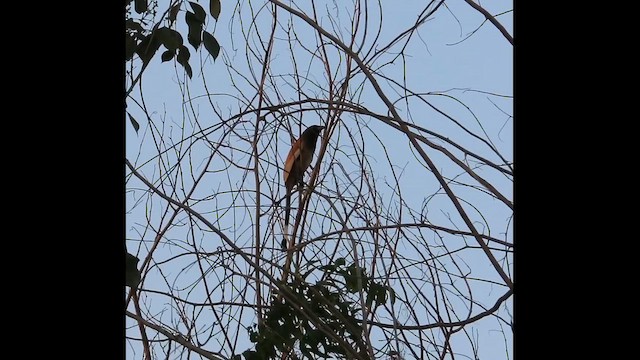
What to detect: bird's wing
<box><xmin>284</xmin><ymin>138</ymin><xmax>302</xmax><ymax>183</ymax></box>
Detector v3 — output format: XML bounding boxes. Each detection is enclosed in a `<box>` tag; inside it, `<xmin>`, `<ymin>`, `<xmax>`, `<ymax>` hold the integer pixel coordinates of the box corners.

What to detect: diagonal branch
<box><xmin>126</xmin><ymin>310</ymin><xmax>227</xmax><ymax>360</ymax></box>
<box><xmin>462</xmin><ymin>0</ymin><xmax>513</xmax><ymax>45</ymax></box>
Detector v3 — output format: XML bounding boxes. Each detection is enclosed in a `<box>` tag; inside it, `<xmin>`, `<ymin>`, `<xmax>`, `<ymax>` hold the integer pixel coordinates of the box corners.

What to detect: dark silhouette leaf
<box><xmin>377</xmin><ymin>284</ymin><xmax>388</xmax><ymax>305</ymax></box>
<box><xmin>185</xmin><ymin>10</ymin><xmax>204</xmax><ymax>26</ymax></box>
<box><xmin>202</xmin><ymin>31</ymin><xmax>220</xmax><ymax>59</ymax></box>
<box><xmin>242</xmin><ymin>350</ymin><xmax>257</xmax><ymax>360</ymax></box>
<box><xmin>125</xmin><ymin>19</ymin><xmax>144</xmax><ymax>33</ymax></box>
<box><xmin>177</xmin><ymin>45</ymin><xmax>191</xmax><ymax>62</ymax></box>
<box><xmin>185</xmin><ymin>12</ymin><xmax>204</xmax><ymax>49</ymax></box>
<box><xmin>156</xmin><ymin>27</ymin><xmax>183</xmax><ymax>50</ymax></box>
<box><xmin>128</xmin><ymin>113</ymin><xmax>140</xmax><ymax>133</ymax></box>
<box><xmin>344</xmin><ymin>264</ymin><xmax>362</xmax><ymax>293</ymax></box>
<box><xmin>369</xmin><ymin>282</ymin><xmax>384</xmax><ymax>307</ymax></box>
<box><xmin>249</xmin><ymin>328</ymin><xmax>259</xmax><ymax>343</ymax></box>
<box><xmin>126</xmin><ymin>252</ymin><xmax>141</xmax><ymax>287</ymax></box>
<box><xmin>168</xmin><ymin>4</ymin><xmax>180</xmax><ymax>24</ymax></box>
<box><xmin>176</xmin><ymin>46</ymin><xmax>193</xmax><ymax>78</ymax></box>
<box><xmin>183</xmin><ymin>62</ymin><xmax>193</xmax><ymax>78</ymax></box>
<box><xmin>210</xmin><ymin>0</ymin><xmax>221</xmax><ymax>20</ymax></box>
<box><xmin>161</xmin><ymin>50</ymin><xmax>175</xmax><ymax>62</ymax></box>
<box><xmin>126</xmin><ymin>34</ymin><xmax>138</xmax><ymax>61</ymax></box>
<box><xmin>188</xmin><ymin>26</ymin><xmax>202</xmax><ymax>49</ymax></box>
<box><xmin>388</xmin><ymin>285</ymin><xmax>396</xmax><ymax>305</ymax></box>
<box><xmin>189</xmin><ymin>1</ymin><xmax>207</xmax><ymax>23</ymax></box>
<box><xmin>136</xmin><ymin>33</ymin><xmax>161</xmax><ymax>65</ymax></box>
<box><xmin>365</xmin><ymin>286</ymin><xmax>375</xmax><ymax>309</ymax></box>
<box><xmin>134</xmin><ymin>0</ymin><xmax>148</xmax><ymax>14</ymax></box>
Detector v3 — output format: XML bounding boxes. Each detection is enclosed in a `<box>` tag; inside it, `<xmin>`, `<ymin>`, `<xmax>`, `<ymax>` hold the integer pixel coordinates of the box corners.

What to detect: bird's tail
<box><xmin>282</xmin><ymin>190</ymin><xmax>292</xmax><ymax>250</ymax></box>
<box><xmin>284</xmin><ymin>190</ymin><xmax>291</xmax><ymax>226</ymax></box>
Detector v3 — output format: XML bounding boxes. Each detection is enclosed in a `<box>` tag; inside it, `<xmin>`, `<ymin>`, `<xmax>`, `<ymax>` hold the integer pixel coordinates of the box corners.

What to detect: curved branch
<box><xmin>364</xmin><ymin>289</ymin><xmax>512</xmax><ymax>330</ymax></box>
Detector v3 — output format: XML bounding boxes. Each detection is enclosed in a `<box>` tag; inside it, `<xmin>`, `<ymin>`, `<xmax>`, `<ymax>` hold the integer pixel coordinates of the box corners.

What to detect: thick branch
<box><xmin>463</xmin><ymin>0</ymin><xmax>513</xmax><ymax>45</ymax></box>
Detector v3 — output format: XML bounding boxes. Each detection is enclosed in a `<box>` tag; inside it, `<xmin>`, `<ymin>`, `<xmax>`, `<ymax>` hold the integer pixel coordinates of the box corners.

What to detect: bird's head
<box><xmin>302</xmin><ymin>125</ymin><xmax>325</xmax><ymax>140</ymax></box>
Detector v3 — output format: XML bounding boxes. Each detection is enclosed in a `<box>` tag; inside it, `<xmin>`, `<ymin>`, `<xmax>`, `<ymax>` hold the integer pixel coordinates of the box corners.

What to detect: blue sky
<box><xmin>126</xmin><ymin>1</ymin><xmax>513</xmax><ymax>358</ymax></box>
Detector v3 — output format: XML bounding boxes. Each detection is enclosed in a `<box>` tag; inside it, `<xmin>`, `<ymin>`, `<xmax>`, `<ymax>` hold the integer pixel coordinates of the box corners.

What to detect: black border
<box><xmin>28</xmin><ymin>1</ymin><xmax>126</xmax><ymax>356</ymax></box>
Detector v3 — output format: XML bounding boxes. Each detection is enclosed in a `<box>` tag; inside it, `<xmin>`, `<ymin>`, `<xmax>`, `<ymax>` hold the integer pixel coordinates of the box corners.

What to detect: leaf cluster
<box><xmin>238</xmin><ymin>259</ymin><xmax>394</xmax><ymax>360</ymax></box>
<box><xmin>126</xmin><ymin>0</ymin><xmax>221</xmax><ymax>79</ymax></box>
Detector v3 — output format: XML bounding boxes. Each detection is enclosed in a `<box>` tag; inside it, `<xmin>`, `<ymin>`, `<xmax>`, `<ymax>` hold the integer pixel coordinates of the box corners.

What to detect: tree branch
<box><xmin>462</xmin><ymin>0</ymin><xmax>513</xmax><ymax>45</ymax></box>
<box><xmin>126</xmin><ymin>310</ymin><xmax>228</xmax><ymax>360</ymax></box>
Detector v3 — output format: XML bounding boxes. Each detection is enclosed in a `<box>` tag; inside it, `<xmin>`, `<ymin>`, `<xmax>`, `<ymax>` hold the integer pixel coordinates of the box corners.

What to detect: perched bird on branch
<box><xmin>283</xmin><ymin>125</ymin><xmax>325</xmax><ymax>228</ymax></box>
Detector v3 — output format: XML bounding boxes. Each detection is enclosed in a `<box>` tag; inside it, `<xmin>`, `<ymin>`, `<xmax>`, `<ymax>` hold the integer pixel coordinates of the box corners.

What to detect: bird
<box><xmin>283</xmin><ymin>125</ymin><xmax>325</xmax><ymax>228</ymax></box>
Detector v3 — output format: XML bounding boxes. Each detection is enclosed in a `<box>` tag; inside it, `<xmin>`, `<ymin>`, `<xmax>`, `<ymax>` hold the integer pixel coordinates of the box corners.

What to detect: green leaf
<box><xmin>335</xmin><ymin>257</ymin><xmax>346</xmax><ymax>267</ymax></box>
<box><xmin>202</xmin><ymin>31</ymin><xmax>220</xmax><ymax>59</ymax></box>
<box><xmin>344</xmin><ymin>264</ymin><xmax>362</xmax><ymax>293</ymax></box>
<box><xmin>189</xmin><ymin>1</ymin><xmax>207</xmax><ymax>23</ymax></box>
<box><xmin>128</xmin><ymin>113</ymin><xmax>140</xmax><ymax>133</ymax></box>
<box><xmin>156</xmin><ymin>27</ymin><xmax>183</xmax><ymax>50</ymax></box>
<box><xmin>249</xmin><ymin>329</ymin><xmax>259</xmax><ymax>343</ymax></box>
<box><xmin>210</xmin><ymin>0</ymin><xmax>221</xmax><ymax>20</ymax></box>
<box><xmin>126</xmin><ymin>252</ymin><xmax>141</xmax><ymax>287</ymax></box>
<box><xmin>374</xmin><ymin>283</ymin><xmax>386</xmax><ymax>306</ymax></box>
<box><xmin>346</xmin><ymin>281</ymin><xmax>358</xmax><ymax>293</ymax></box>
<box><xmin>134</xmin><ymin>0</ymin><xmax>148</xmax><ymax>14</ymax></box>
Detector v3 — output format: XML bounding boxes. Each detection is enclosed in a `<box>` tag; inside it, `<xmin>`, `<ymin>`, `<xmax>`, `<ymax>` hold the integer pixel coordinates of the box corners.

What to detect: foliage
<box><xmin>126</xmin><ymin>0</ymin><xmax>221</xmax><ymax>72</ymax></box>
<box><xmin>240</xmin><ymin>259</ymin><xmax>392</xmax><ymax>360</ymax></box>
<box><xmin>125</xmin><ymin>0</ymin><xmax>221</xmax><ymax>132</ymax></box>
